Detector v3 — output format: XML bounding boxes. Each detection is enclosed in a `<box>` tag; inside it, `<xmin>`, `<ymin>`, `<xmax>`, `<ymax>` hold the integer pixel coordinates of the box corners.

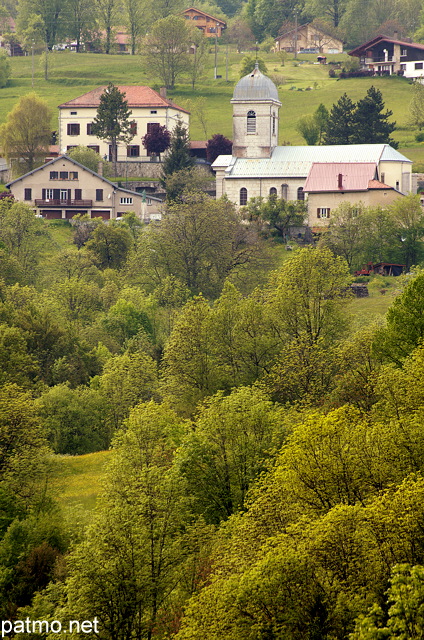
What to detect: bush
<box><xmin>416</xmin><ymin>132</ymin><xmax>424</xmax><ymax>142</ymax></box>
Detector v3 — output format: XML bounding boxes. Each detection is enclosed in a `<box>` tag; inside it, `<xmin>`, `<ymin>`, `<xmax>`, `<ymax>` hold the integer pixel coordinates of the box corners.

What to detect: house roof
<box><xmin>182</xmin><ymin>7</ymin><xmax>226</xmax><ymax>25</ymax></box>
<box><xmin>5</xmin><ymin>154</ymin><xmax>162</xmax><ymax>201</ymax></box>
<box><xmin>59</xmin><ymin>86</ymin><xmax>189</xmax><ymax>113</ymax></box>
<box><xmin>304</xmin><ymin>162</ymin><xmax>378</xmax><ymax>192</ymax></box>
<box><xmin>212</xmin><ymin>144</ymin><xmax>411</xmax><ymax>179</ymax></box>
<box><xmin>275</xmin><ymin>22</ymin><xmax>341</xmax><ymax>43</ymax></box>
<box><xmin>349</xmin><ymin>35</ymin><xmax>424</xmax><ymax>56</ymax></box>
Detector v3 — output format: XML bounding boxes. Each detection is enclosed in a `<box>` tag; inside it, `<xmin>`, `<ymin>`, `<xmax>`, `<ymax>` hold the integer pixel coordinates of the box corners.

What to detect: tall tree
<box><xmin>161</xmin><ymin>119</ymin><xmax>195</xmax><ymax>197</ymax></box>
<box><xmin>68</xmin><ymin>0</ymin><xmax>95</xmax><ymax>53</ymax></box>
<box><xmin>305</xmin><ymin>0</ymin><xmax>347</xmax><ymax>27</ymax></box>
<box><xmin>0</xmin><ymin>93</ymin><xmax>52</xmax><ymax>175</ymax></box>
<box><xmin>206</xmin><ymin>133</ymin><xmax>232</xmax><ymax>164</ymax></box>
<box><xmin>352</xmin><ymin>86</ymin><xmax>397</xmax><ymax>147</ymax></box>
<box><xmin>142</xmin><ymin>15</ymin><xmax>192</xmax><ymax>90</ymax></box>
<box><xmin>123</xmin><ymin>0</ymin><xmax>145</xmax><ymax>54</ymax></box>
<box><xmin>323</xmin><ymin>92</ymin><xmax>356</xmax><ymax>145</ymax></box>
<box><xmin>91</xmin><ymin>83</ymin><xmax>134</xmax><ymax>170</ymax></box>
<box><xmin>142</xmin><ymin>124</ymin><xmax>171</xmax><ymax>159</ymax></box>
<box><xmin>409</xmin><ymin>81</ymin><xmax>424</xmax><ymax>131</ymax></box>
<box><xmin>94</xmin><ymin>0</ymin><xmax>119</xmax><ymax>53</ymax></box>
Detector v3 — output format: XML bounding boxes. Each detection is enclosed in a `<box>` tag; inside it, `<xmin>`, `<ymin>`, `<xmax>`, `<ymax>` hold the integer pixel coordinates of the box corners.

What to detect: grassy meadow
<box><xmin>2</xmin><ymin>49</ymin><xmax>424</xmax><ymax>166</ymax></box>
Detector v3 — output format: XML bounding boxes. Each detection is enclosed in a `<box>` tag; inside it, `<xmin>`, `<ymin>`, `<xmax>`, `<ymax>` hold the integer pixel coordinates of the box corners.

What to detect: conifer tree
<box><xmin>91</xmin><ymin>83</ymin><xmax>134</xmax><ymax>171</ymax></box>
<box><xmin>351</xmin><ymin>86</ymin><xmax>397</xmax><ymax>147</ymax></box>
<box><xmin>160</xmin><ymin>119</ymin><xmax>195</xmax><ymax>199</ymax></box>
<box><xmin>323</xmin><ymin>93</ymin><xmax>356</xmax><ymax>144</ymax></box>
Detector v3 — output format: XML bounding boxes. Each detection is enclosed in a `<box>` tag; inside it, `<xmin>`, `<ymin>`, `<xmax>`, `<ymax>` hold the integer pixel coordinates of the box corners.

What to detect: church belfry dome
<box><xmin>232</xmin><ymin>63</ymin><xmax>279</xmax><ymax>102</ymax></box>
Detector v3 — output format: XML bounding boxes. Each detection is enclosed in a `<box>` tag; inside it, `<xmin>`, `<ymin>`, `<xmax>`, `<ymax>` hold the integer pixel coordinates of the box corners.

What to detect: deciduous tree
<box><xmin>0</xmin><ymin>93</ymin><xmax>52</xmax><ymax>175</ymax></box>
<box><xmin>142</xmin><ymin>15</ymin><xmax>192</xmax><ymax>90</ymax></box>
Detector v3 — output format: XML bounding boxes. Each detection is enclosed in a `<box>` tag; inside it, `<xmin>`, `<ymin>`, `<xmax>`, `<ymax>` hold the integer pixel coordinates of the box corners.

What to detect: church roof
<box><xmin>232</xmin><ymin>64</ymin><xmax>280</xmax><ymax>103</ymax></box>
<box><xmin>213</xmin><ymin>144</ymin><xmax>411</xmax><ymax>178</ymax></box>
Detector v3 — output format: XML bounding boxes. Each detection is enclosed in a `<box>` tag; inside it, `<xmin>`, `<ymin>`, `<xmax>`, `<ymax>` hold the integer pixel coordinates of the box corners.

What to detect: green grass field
<box><xmin>2</xmin><ymin>49</ymin><xmax>423</xmax><ymax>166</ymax></box>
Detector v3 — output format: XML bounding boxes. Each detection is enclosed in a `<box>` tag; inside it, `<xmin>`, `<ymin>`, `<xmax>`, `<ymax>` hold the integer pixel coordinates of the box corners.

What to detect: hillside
<box><xmin>5</xmin><ymin>50</ymin><xmax>424</xmax><ymax>166</ymax></box>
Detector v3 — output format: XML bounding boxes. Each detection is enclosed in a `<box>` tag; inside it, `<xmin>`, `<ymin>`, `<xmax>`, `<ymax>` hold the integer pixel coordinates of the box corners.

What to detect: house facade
<box><xmin>58</xmin><ymin>86</ymin><xmax>189</xmax><ymax>161</ymax></box>
<box><xmin>304</xmin><ymin>163</ymin><xmax>403</xmax><ymax>229</ymax></box>
<box><xmin>6</xmin><ymin>155</ymin><xmax>162</xmax><ymax>221</ymax></box>
<box><xmin>181</xmin><ymin>8</ymin><xmax>226</xmax><ymax>37</ymax></box>
<box><xmin>275</xmin><ymin>23</ymin><xmax>343</xmax><ymax>54</ymax></box>
<box><xmin>212</xmin><ymin>65</ymin><xmax>411</xmax><ymax>227</ymax></box>
<box><xmin>349</xmin><ymin>36</ymin><xmax>424</xmax><ymax>81</ymax></box>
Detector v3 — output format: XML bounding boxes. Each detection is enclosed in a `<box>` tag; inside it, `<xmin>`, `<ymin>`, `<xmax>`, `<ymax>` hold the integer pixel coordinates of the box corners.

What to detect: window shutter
<box><xmin>317</xmin><ymin>208</ymin><xmax>321</xmax><ymax>218</ymax></box>
<box><xmin>53</xmin><ymin>189</ymin><xmax>60</xmax><ymax>199</ymax></box>
<box><xmin>75</xmin><ymin>189</ymin><xmax>82</xmax><ymax>200</ymax></box>
<box><xmin>42</xmin><ymin>189</ymin><xmax>46</xmax><ymax>199</ymax></box>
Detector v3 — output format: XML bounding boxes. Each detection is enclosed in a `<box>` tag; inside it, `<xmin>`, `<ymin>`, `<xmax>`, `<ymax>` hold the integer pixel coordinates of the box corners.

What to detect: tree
<box><xmin>296</xmin><ymin>115</ymin><xmax>319</xmax><ymax>145</ymax></box>
<box><xmin>0</xmin><ymin>93</ymin><xmax>52</xmax><ymax>175</ymax></box>
<box><xmin>0</xmin><ymin>50</ymin><xmax>10</xmax><ymax>87</ymax></box>
<box><xmin>352</xmin><ymin>86</ymin><xmax>397</xmax><ymax>147</ymax></box>
<box><xmin>142</xmin><ymin>15</ymin><xmax>192</xmax><ymax>90</ymax></box>
<box><xmin>305</xmin><ymin>0</ymin><xmax>348</xmax><ymax>27</ymax></box>
<box><xmin>268</xmin><ymin>246</ymin><xmax>352</xmax><ymax>345</ymax></box>
<box><xmin>160</xmin><ymin>119</ymin><xmax>195</xmax><ymax>195</ymax></box>
<box><xmin>206</xmin><ymin>134</ymin><xmax>232</xmax><ymax>164</ymax></box>
<box><xmin>389</xmin><ymin>194</ymin><xmax>424</xmax><ymax>269</ymax></box>
<box><xmin>315</xmin><ymin>102</ymin><xmax>329</xmax><ymax>144</ymax></box>
<box><xmin>137</xmin><ymin>192</ymin><xmax>260</xmax><ymax>298</ymax></box>
<box><xmin>94</xmin><ymin>0</ymin><xmax>119</xmax><ymax>53</ymax></box>
<box><xmin>68</xmin><ymin>0</ymin><xmax>95</xmax><ymax>52</ymax></box>
<box><xmin>239</xmin><ymin>54</ymin><xmax>267</xmax><ymax>77</ymax></box>
<box><xmin>409</xmin><ymin>81</ymin><xmax>424</xmax><ymax>131</ymax></box>
<box><xmin>123</xmin><ymin>0</ymin><xmax>145</xmax><ymax>54</ymax></box>
<box><xmin>142</xmin><ymin>124</ymin><xmax>171</xmax><ymax>159</ymax></box>
<box><xmin>188</xmin><ymin>32</ymin><xmax>209</xmax><ymax>90</ymax></box>
<box><xmin>68</xmin><ymin>145</ymin><xmax>107</xmax><ymax>175</ymax></box>
<box><xmin>323</xmin><ymin>93</ymin><xmax>356</xmax><ymax>144</ymax></box>
<box><xmin>321</xmin><ymin>201</ymin><xmax>368</xmax><ymax>269</ymax></box>
<box><xmin>86</xmin><ymin>222</ymin><xmax>133</xmax><ymax>269</ymax></box>
<box><xmin>0</xmin><ymin>202</ymin><xmax>48</xmax><ymax>280</ymax></box>
<box><xmin>91</xmin><ymin>83</ymin><xmax>134</xmax><ymax>171</ymax></box>
<box><xmin>223</xmin><ymin>16</ymin><xmax>255</xmax><ymax>53</ymax></box>
<box><xmin>244</xmin><ymin>194</ymin><xmax>307</xmax><ymax>241</ymax></box>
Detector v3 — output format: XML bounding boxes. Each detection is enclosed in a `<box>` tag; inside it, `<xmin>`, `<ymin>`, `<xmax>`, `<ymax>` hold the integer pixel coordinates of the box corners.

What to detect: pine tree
<box><xmin>160</xmin><ymin>119</ymin><xmax>195</xmax><ymax>199</ymax></box>
<box><xmin>91</xmin><ymin>83</ymin><xmax>134</xmax><ymax>171</ymax></box>
<box><xmin>351</xmin><ymin>86</ymin><xmax>397</xmax><ymax>147</ymax></box>
<box><xmin>323</xmin><ymin>93</ymin><xmax>356</xmax><ymax>144</ymax></box>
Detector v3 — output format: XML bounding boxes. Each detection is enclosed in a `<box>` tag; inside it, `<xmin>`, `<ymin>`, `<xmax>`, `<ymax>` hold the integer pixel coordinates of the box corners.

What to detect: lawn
<box><xmin>1</xmin><ymin>49</ymin><xmax>420</xmax><ymax>158</ymax></box>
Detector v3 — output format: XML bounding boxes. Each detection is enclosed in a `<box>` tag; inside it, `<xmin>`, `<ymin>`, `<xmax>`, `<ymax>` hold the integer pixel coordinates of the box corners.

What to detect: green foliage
<box><xmin>142</xmin><ymin>15</ymin><xmax>192</xmax><ymax>90</ymax></box>
<box><xmin>91</xmin><ymin>83</ymin><xmax>134</xmax><ymax>166</ymax></box>
<box><xmin>323</xmin><ymin>92</ymin><xmax>357</xmax><ymax>144</ymax></box>
<box><xmin>68</xmin><ymin>145</ymin><xmax>108</xmax><ymax>175</ymax></box>
<box><xmin>352</xmin><ymin>86</ymin><xmax>397</xmax><ymax>147</ymax></box>
<box><xmin>0</xmin><ymin>50</ymin><xmax>10</xmax><ymax>88</ymax></box>
<box><xmin>245</xmin><ymin>194</ymin><xmax>307</xmax><ymax>239</ymax></box>
<box><xmin>0</xmin><ymin>93</ymin><xmax>52</xmax><ymax>175</ymax></box>
<box><xmin>161</xmin><ymin>119</ymin><xmax>195</xmax><ymax>194</ymax></box>
<box><xmin>86</xmin><ymin>221</ymin><xmax>133</xmax><ymax>269</ymax></box>
<box><xmin>239</xmin><ymin>55</ymin><xmax>267</xmax><ymax>77</ymax></box>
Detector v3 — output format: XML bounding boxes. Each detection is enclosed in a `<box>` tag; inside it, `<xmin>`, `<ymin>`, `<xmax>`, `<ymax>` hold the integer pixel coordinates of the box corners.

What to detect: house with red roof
<box><xmin>349</xmin><ymin>35</ymin><xmax>424</xmax><ymax>81</ymax></box>
<box><xmin>58</xmin><ymin>86</ymin><xmax>190</xmax><ymax>162</ymax></box>
<box><xmin>304</xmin><ymin>163</ymin><xmax>403</xmax><ymax>228</ymax></box>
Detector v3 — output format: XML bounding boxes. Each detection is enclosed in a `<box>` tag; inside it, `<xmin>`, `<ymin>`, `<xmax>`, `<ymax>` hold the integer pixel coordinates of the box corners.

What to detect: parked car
<box><xmin>299</xmin><ymin>48</ymin><xmax>319</xmax><ymax>54</ymax></box>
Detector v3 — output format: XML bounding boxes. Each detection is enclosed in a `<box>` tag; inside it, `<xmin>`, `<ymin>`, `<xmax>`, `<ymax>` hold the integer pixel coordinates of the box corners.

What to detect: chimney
<box><xmin>98</xmin><ymin>161</ymin><xmax>103</xmax><ymax>176</ymax></box>
<box><xmin>159</xmin><ymin>87</ymin><xmax>167</xmax><ymax>98</ymax></box>
<box><xmin>338</xmin><ymin>173</ymin><xmax>343</xmax><ymax>189</ymax></box>
<box><xmin>394</xmin><ymin>30</ymin><xmax>398</xmax><ymax>40</ymax></box>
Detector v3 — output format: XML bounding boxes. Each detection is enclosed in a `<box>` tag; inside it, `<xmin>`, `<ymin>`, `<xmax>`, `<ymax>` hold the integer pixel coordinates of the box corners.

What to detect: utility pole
<box><xmin>214</xmin><ymin>23</ymin><xmax>218</xmax><ymax>79</ymax></box>
<box><xmin>294</xmin><ymin>11</ymin><xmax>298</xmax><ymax>60</ymax></box>
<box><xmin>31</xmin><ymin>40</ymin><xmax>34</xmax><ymax>88</ymax></box>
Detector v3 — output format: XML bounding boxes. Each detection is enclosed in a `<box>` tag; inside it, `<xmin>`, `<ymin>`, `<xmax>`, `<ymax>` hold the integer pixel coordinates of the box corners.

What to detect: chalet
<box><xmin>275</xmin><ymin>22</ymin><xmax>343</xmax><ymax>55</ymax></box>
<box><xmin>181</xmin><ymin>8</ymin><xmax>226</xmax><ymax>37</ymax></box>
<box><xmin>349</xmin><ymin>35</ymin><xmax>424</xmax><ymax>81</ymax></box>
<box><xmin>58</xmin><ymin>86</ymin><xmax>189</xmax><ymax>161</ymax></box>
<box><xmin>6</xmin><ymin>155</ymin><xmax>162</xmax><ymax>221</ymax></box>
<box><xmin>304</xmin><ymin>163</ymin><xmax>403</xmax><ymax>228</ymax></box>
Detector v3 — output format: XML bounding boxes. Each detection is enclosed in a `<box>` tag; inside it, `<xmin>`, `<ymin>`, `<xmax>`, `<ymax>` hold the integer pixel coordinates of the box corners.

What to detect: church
<box><xmin>212</xmin><ymin>65</ymin><xmax>411</xmax><ymax>227</ymax></box>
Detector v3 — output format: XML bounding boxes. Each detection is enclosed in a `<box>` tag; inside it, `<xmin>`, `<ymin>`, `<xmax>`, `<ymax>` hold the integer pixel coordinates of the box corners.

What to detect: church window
<box><xmin>247</xmin><ymin>110</ymin><xmax>256</xmax><ymax>133</ymax></box>
<box><xmin>240</xmin><ymin>188</ymin><xmax>248</xmax><ymax>205</ymax></box>
<box><xmin>297</xmin><ymin>187</ymin><xmax>305</xmax><ymax>201</ymax></box>
<box><xmin>269</xmin><ymin>187</ymin><xmax>277</xmax><ymax>196</ymax></box>
<box><xmin>281</xmin><ymin>184</ymin><xmax>288</xmax><ymax>199</ymax></box>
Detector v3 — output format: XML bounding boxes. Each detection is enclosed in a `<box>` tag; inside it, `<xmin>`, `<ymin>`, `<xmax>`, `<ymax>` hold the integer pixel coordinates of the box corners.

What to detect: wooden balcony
<box><xmin>35</xmin><ymin>199</ymin><xmax>93</xmax><ymax>207</ymax></box>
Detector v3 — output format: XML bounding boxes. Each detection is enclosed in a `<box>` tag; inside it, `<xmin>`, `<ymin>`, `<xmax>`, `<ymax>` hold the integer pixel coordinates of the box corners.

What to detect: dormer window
<box><xmin>247</xmin><ymin>110</ymin><xmax>256</xmax><ymax>133</ymax></box>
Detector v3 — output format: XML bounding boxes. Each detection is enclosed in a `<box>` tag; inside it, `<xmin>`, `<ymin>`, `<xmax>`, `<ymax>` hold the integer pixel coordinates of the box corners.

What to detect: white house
<box><xmin>212</xmin><ymin>64</ymin><xmax>411</xmax><ymax>226</ymax></box>
<box><xmin>349</xmin><ymin>35</ymin><xmax>424</xmax><ymax>81</ymax></box>
<box><xmin>58</xmin><ymin>86</ymin><xmax>190</xmax><ymax>161</ymax></box>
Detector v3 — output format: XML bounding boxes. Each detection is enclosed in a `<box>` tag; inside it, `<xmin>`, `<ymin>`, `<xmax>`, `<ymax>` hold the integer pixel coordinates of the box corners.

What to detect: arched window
<box><xmin>240</xmin><ymin>187</ymin><xmax>248</xmax><ymax>205</ymax></box>
<box><xmin>281</xmin><ymin>184</ymin><xmax>288</xmax><ymax>199</ymax></box>
<box><xmin>297</xmin><ymin>187</ymin><xmax>305</xmax><ymax>201</ymax></box>
<box><xmin>247</xmin><ymin>110</ymin><xmax>256</xmax><ymax>133</ymax></box>
<box><xmin>269</xmin><ymin>187</ymin><xmax>277</xmax><ymax>196</ymax></box>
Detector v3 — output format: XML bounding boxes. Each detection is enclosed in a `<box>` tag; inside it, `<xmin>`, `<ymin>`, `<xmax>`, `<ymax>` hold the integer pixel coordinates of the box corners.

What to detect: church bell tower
<box><xmin>231</xmin><ymin>63</ymin><xmax>281</xmax><ymax>159</ymax></box>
